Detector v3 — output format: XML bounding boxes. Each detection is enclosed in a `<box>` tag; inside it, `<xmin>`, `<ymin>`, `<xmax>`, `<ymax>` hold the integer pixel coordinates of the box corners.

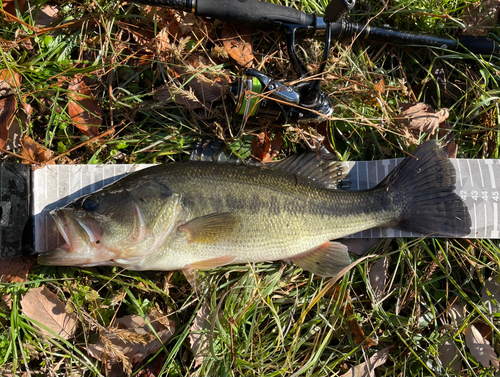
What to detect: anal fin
<box><xmin>289</xmin><ymin>241</ymin><xmax>351</xmax><ymax>277</ymax></box>
<box><xmin>184</xmin><ymin>255</ymin><xmax>237</xmax><ymax>270</ymax></box>
<box><xmin>182</xmin><ymin>255</ymin><xmax>237</xmax><ymax>292</ymax></box>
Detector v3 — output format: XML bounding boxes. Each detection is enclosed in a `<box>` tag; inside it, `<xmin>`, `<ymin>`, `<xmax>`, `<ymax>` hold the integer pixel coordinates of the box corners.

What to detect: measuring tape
<box><xmin>32</xmin><ymin>158</ymin><xmax>500</xmax><ymax>253</ymax></box>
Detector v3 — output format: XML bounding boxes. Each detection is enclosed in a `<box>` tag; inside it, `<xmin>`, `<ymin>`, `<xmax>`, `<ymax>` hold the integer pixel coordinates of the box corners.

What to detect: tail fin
<box><xmin>379</xmin><ymin>141</ymin><xmax>471</xmax><ymax>237</ymax></box>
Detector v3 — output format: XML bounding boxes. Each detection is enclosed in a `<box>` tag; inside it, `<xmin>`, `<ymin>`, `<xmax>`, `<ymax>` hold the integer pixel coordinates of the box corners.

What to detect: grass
<box><xmin>1</xmin><ymin>0</ymin><xmax>500</xmax><ymax>375</ymax></box>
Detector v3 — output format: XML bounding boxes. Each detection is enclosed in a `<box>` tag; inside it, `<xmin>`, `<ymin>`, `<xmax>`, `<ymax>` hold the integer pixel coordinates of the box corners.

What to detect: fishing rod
<box><xmin>128</xmin><ymin>0</ymin><xmax>500</xmax><ymax>126</ymax></box>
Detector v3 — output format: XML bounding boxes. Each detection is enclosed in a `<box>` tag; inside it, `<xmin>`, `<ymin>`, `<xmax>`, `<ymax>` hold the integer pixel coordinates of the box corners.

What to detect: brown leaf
<box><xmin>251</xmin><ymin>131</ymin><xmax>282</xmax><ymax>163</ymax></box>
<box><xmin>465</xmin><ymin>324</ymin><xmax>500</xmax><ymax>371</ymax></box>
<box><xmin>482</xmin><ymin>275</ymin><xmax>500</xmax><ymax>313</ymax></box>
<box><xmin>438</xmin><ymin>338</ymin><xmax>461</xmax><ymax>373</ymax></box>
<box><xmin>340</xmin><ymin>347</ymin><xmax>390</xmax><ymax>377</ymax></box>
<box><xmin>369</xmin><ymin>256</ymin><xmax>389</xmax><ymax>301</ymax></box>
<box><xmin>67</xmin><ymin>75</ymin><xmax>102</xmax><ymax>137</ymax></box>
<box><xmin>438</xmin><ymin>123</ymin><xmax>457</xmax><ymax>158</ymax></box>
<box><xmin>86</xmin><ymin>312</ymin><xmax>175</xmax><ymax>371</ymax></box>
<box><xmin>2</xmin><ymin>0</ymin><xmax>26</xmax><ymax>18</ymax></box>
<box><xmin>463</xmin><ymin>0</ymin><xmax>500</xmax><ymax>36</ymax></box>
<box><xmin>35</xmin><ymin>5</ymin><xmax>59</xmax><ymax>28</ymax></box>
<box><xmin>0</xmin><ymin>69</ymin><xmax>22</xmax><ymax>96</ymax></box>
<box><xmin>0</xmin><ymin>255</ymin><xmax>36</xmax><ymax>283</ymax></box>
<box><xmin>0</xmin><ymin>96</ymin><xmax>17</xmax><ymax>149</ymax></box>
<box><xmin>221</xmin><ymin>23</ymin><xmax>254</xmax><ymax>68</ymax></box>
<box><xmin>20</xmin><ymin>135</ymin><xmax>54</xmax><ymax>164</ymax></box>
<box><xmin>156</xmin><ymin>27</ymin><xmax>171</xmax><ymax>52</ymax></box>
<box><xmin>374</xmin><ymin>78</ymin><xmax>385</xmax><ymax>96</ymax></box>
<box><xmin>342</xmin><ymin>238</ymin><xmax>381</xmax><ymax>256</ymax></box>
<box><xmin>188</xmin><ymin>298</ymin><xmax>211</xmax><ymax>368</ymax></box>
<box><xmin>394</xmin><ymin>102</ymin><xmax>449</xmax><ymax>135</ymax></box>
<box><xmin>21</xmin><ymin>286</ymin><xmax>77</xmax><ymax>339</ymax></box>
<box><xmin>330</xmin><ymin>286</ymin><xmax>377</xmax><ymax>349</ymax></box>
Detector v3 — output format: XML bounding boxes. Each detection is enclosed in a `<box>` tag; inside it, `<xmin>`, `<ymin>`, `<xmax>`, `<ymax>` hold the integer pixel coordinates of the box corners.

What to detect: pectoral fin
<box><xmin>289</xmin><ymin>241</ymin><xmax>351</xmax><ymax>277</ymax></box>
<box><xmin>178</xmin><ymin>212</ymin><xmax>240</xmax><ymax>244</ymax></box>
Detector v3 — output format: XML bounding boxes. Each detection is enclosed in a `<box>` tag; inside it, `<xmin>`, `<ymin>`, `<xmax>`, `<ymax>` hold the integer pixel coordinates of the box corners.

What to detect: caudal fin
<box><xmin>379</xmin><ymin>141</ymin><xmax>471</xmax><ymax>237</ymax></box>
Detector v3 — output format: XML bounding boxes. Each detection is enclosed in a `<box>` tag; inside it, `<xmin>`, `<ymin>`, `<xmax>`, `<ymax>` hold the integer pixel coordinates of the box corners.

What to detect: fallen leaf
<box><xmin>86</xmin><ymin>312</ymin><xmax>175</xmax><ymax>374</ymax></box>
<box><xmin>21</xmin><ymin>286</ymin><xmax>77</xmax><ymax>339</ymax></box>
<box><xmin>2</xmin><ymin>0</ymin><xmax>26</xmax><ymax>19</ymax></box>
<box><xmin>465</xmin><ymin>324</ymin><xmax>500</xmax><ymax>371</ymax></box>
<box><xmin>67</xmin><ymin>75</ymin><xmax>102</xmax><ymax>137</ymax></box>
<box><xmin>340</xmin><ymin>347</ymin><xmax>390</xmax><ymax>377</ymax></box>
<box><xmin>0</xmin><ymin>96</ymin><xmax>17</xmax><ymax>149</ymax></box>
<box><xmin>342</xmin><ymin>238</ymin><xmax>381</xmax><ymax>256</ymax></box>
<box><xmin>0</xmin><ymin>294</ymin><xmax>12</xmax><ymax>325</ymax></box>
<box><xmin>330</xmin><ymin>285</ymin><xmax>377</xmax><ymax>349</ymax></box>
<box><xmin>0</xmin><ymin>255</ymin><xmax>36</xmax><ymax>283</ymax></box>
<box><xmin>482</xmin><ymin>275</ymin><xmax>500</xmax><ymax>313</ymax></box>
<box><xmin>188</xmin><ymin>298</ymin><xmax>211</xmax><ymax>368</ymax></box>
<box><xmin>0</xmin><ymin>69</ymin><xmax>22</xmax><ymax>96</ymax></box>
<box><xmin>20</xmin><ymin>135</ymin><xmax>54</xmax><ymax>164</ymax></box>
<box><xmin>135</xmin><ymin>354</ymin><xmax>164</xmax><ymax>377</ymax></box>
<box><xmin>154</xmin><ymin>84</ymin><xmax>172</xmax><ymax>102</ymax></box>
<box><xmin>373</xmin><ymin>78</ymin><xmax>385</xmax><ymax>97</ymax></box>
<box><xmin>394</xmin><ymin>102</ymin><xmax>449</xmax><ymax>135</ymax></box>
<box><xmin>221</xmin><ymin>23</ymin><xmax>254</xmax><ymax>68</ymax></box>
<box><xmin>438</xmin><ymin>123</ymin><xmax>457</xmax><ymax>158</ymax></box>
<box><xmin>251</xmin><ymin>131</ymin><xmax>282</xmax><ymax>163</ymax></box>
<box><xmin>447</xmin><ymin>303</ymin><xmax>465</xmax><ymax>324</ymax></box>
<box><xmin>2</xmin><ymin>294</ymin><xmax>12</xmax><ymax>310</ymax></box>
<box><xmin>35</xmin><ymin>5</ymin><xmax>59</xmax><ymax>28</ymax></box>
<box><xmin>462</xmin><ymin>0</ymin><xmax>500</xmax><ymax>36</ymax></box>
<box><xmin>369</xmin><ymin>256</ymin><xmax>389</xmax><ymax>301</ymax></box>
<box><xmin>156</xmin><ymin>27</ymin><xmax>171</xmax><ymax>52</ymax></box>
<box><xmin>438</xmin><ymin>338</ymin><xmax>461</xmax><ymax>373</ymax></box>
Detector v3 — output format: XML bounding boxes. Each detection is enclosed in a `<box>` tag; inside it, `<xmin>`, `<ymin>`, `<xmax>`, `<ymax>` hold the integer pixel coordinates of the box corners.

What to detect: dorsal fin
<box><xmin>189</xmin><ymin>140</ymin><xmax>350</xmax><ymax>189</ymax></box>
<box><xmin>268</xmin><ymin>151</ymin><xmax>350</xmax><ymax>190</ymax></box>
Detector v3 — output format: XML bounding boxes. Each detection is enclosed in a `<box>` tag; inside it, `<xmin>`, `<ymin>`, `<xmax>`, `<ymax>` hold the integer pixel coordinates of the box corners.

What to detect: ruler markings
<box><xmin>493</xmin><ymin>203</ymin><xmax>499</xmax><ymax>238</ymax></box>
<box><xmin>478</xmin><ymin>159</ymin><xmax>484</xmax><ymax>187</ymax></box>
<box><xmin>457</xmin><ymin>159</ymin><xmax>463</xmax><ymax>187</ymax></box>
<box><xmin>467</xmin><ymin>160</ymin><xmax>473</xmax><ymax>187</ymax></box>
<box><xmin>486</xmin><ymin>159</ymin><xmax>496</xmax><ymax>189</ymax></box>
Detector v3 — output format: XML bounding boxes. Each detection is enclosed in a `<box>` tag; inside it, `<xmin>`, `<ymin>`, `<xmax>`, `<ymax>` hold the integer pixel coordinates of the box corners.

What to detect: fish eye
<box><xmin>81</xmin><ymin>196</ymin><xmax>100</xmax><ymax>212</ymax></box>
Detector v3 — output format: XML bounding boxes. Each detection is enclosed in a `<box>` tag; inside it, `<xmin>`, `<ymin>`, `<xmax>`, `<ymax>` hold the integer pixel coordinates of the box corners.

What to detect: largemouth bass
<box><xmin>38</xmin><ymin>141</ymin><xmax>471</xmax><ymax>277</ymax></box>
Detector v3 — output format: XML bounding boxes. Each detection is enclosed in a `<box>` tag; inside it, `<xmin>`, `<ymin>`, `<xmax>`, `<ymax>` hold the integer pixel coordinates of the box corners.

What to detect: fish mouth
<box><xmin>39</xmin><ymin>209</ymin><xmax>110</xmax><ymax>266</ymax></box>
<box><xmin>51</xmin><ymin>209</ymin><xmax>103</xmax><ymax>252</ymax></box>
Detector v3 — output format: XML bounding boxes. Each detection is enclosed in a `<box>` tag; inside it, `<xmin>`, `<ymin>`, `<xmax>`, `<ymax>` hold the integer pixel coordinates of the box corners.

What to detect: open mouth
<box><xmin>50</xmin><ymin>209</ymin><xmax>104</xmax><ymax>252</ymax></box>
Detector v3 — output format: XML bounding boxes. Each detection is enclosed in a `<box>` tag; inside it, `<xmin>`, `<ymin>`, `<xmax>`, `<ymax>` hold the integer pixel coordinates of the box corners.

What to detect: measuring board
<box><xmin>32</xmin><ymin>158</ymin><xmax>500</xmax><ymax>253</ymax></box>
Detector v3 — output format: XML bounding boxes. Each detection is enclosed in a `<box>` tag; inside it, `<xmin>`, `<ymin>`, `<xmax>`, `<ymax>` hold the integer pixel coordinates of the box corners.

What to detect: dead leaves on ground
<box><xmin>2</xmin><ymin>0</ymin><xmax>26</xmax><ymax>21</ymax></box>
<box><xmin>0</xmin><ymin>96</ymin><xmax>17</xmax><ymax>150</ymax></box>
<box><xmin>394</xmin><ymin>102</ymin><xmax>457</xmax><ymax>156</ymax></box>
<box><xmin>341</xmin><ymin>347</ymin><xmax>390</xmax><ymax>377</ymax></box>
<box><xmin>86</xmin><ymin>312</ymin><xmax>175</xmax><ymax>375</ymax></box>
<box><xmin>394</xmin><ymin>102</ymin><xmax>449</xmax><ymax>135</ymax></box>
<box><xmin>438</xmin><ymin>297</ymin><xmax>500</xmax><ymax>373</ymax></box>
<box><xmin>465</xmin><ymin>324</ymin><xmax>500</xmax><ymax>371</ymax></box>
<box><xmin>67</xmin><ymin>75</ymin><xmax>102</xmax><ymax>137</ymax></box>
<box><xmin>251</xmin><ymin>130</ymin><xmax>282</xmax><ymax>163</ymax></box>
<box><xmin>188</xmin><ymin>298</ymin><xmax>211</xmax><ymax>368</ymax></box>
<box><xmin>368</xmin><ymin>256</ymin><xmax>389</xmax><ymax>302</ymax></box>
<box><xmin>221</xmin><ymin>23</ymin><xmax>254</xmax><ymax>68</ymax></box>
<box><xmin>330</xmin><ymin>286</ymin><xmax>377</xmax><ymax>349</ymax></box>
<box><xmin>20</xmin><ymin>135</ymin><xmax>54</xmax><ymax>164</ymax></box>
<box><xmin>21</xmin><ymin>286</ymin><xmax>77</xmax><ymax>339</ymax></box>
<box><xmin>0</xmin><ymin>255</ymin><xmax>36</xmax><ymax>283</ymax></box>
<box><xmin>19</xmin><ymin>283</ymin><xmax>175</xmax><ymax>376</ymax></box>
<box><xmin>463</xmin><ymin>0</ymin><xmax>500</xmax><ymax>36</ymax></box>
<box><xmin>0</xmin><ymin>69</ymin><xmax>21</xmax><ymax>150</ymax></box>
